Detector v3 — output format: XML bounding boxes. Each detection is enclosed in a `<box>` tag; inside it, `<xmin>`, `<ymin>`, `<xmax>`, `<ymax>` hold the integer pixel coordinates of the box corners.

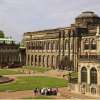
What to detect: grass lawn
<box><xmin>0</xmin><ymin>76</ymin><xmax>67</xmax><ymax>91</ymax></box>
<box><xmin>0</xmin><ymin>69</ymin><xmax>24</xmax><ymax>75</ymax></box>
<box><xmin>23</xmin><ymin>66</ymin><xmax>51</xmax><ymax>73</ymax></box>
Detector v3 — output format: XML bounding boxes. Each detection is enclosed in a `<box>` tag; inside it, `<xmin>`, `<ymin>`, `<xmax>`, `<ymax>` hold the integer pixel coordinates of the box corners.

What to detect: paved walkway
<box><xmin>0</xmin><ymin>87</ymin><xmax>99</xmax><ymax>99</ymax></box>
<box><xmin>0</xmin><ymin>89</ymin><xmax>66</xmax><ymax>99</ymax></box>
<box><xmin>59</xmin><ymin>87</ymin><xmax>100</xmax><ymax>99</ymax></box>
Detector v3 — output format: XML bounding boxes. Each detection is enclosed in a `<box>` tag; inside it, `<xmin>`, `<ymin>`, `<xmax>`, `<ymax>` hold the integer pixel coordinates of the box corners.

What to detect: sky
<box><xmin>0</xmin><ymin>0</ymin><xmax>100</xmax><ymax>42</ymax></box>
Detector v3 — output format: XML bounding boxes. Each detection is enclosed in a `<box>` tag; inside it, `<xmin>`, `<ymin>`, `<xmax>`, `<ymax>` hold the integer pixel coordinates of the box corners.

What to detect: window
<box><xmin>84</xmin><ymin>39</ymin><xmax>89</xmax><ymax>50</ymax></box>
<box><xmin>91</xmin><ymin>39</ymin><xmax>96</xmax><ymax>50</ymax></box>
<box><xmin>81</xmin><ymin>67</ymin><xmax>87</xmax><ymax>83</ymax></box>
<box><xmin>90</xmin><ymin>67</ymin><xmax>97</xmax><ymax>84</ymax></box>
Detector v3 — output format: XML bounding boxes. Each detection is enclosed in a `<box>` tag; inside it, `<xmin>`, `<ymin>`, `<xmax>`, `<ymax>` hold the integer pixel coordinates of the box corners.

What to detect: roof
<box><xmin>76</xmin><ymin>11</ymin><xmax>100</xmax><ymax>19</ymax></box>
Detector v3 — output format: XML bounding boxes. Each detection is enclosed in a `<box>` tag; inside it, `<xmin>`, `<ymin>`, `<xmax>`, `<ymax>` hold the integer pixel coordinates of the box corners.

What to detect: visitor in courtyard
<box><xmin>34</xmin><ymin>88</ymin><xmax>38</xmax><ymax>96</ymax></box>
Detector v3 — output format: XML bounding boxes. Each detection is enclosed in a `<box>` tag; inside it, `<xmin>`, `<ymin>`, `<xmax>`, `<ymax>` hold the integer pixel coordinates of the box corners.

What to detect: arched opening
<box><xmin>47</xmin><ymin>55</ymin><xmax>50</xmax><ymax>67</ymax></box>
<box><xmin>51</xmin><ymin>55</ymin><xmax>55</xmax><ymax>69</ymax></box>
<box><xmin>38</xmin><ymin>55</ymin><xmax>41</xmax><ymax>66</ymax></box>
<box><xmin>81</xmin><ymin>67</ymin><xmax>87</xmax><ymax>83</ymax></box>
<box><xmin>56</xmin><ymin>55</ymin><xmax>59</xmax><ymax>68</ymax></box>
<box><xmin>90</xmin><ymin>67</ymin><xmax>97</xmax><ymax>84</ymax></box>
<box><xmin>31</xmin><ymin>55</ymin><xmax>33</xmax><ymax>66</ymax></box>
<box><xmin>35</xmin><ymin>55</ymin><xmax>37</xmax><ymax>66</ymax></box>
<box><xmin>27</xmin><ymin>54</ymin><xmax>30</xmax><ymax>65</ymax></box>
<box><xmin>43</xmin><ymin>55</ymin><xmax>45</xmax><ymax>67</ymax></box>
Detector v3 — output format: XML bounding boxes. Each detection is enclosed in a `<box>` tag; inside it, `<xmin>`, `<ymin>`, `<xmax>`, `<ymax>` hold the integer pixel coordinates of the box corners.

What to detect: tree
<box><xmin>60</xmin><ymin>56</ymin><xmax>74</xmax><ymax>70</ymax></box>
<box><xmin>0</xmin><ymin>31</ymin><xmax>5</xmax><ymax>38</ymax></box>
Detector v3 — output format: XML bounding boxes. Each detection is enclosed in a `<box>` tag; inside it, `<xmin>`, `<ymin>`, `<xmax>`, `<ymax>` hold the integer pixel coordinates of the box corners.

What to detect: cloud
<box><xmin>0</xmin><ymin>0</ymin><xmax>100</xmax><ymax>42</ymax></box>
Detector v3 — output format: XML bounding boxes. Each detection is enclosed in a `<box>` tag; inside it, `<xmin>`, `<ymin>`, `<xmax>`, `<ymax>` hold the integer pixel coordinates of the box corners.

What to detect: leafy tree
<box><xmin>0</xmin><ymin>31</ymin><xmax>5</xmax><ymax>38</ymax></box>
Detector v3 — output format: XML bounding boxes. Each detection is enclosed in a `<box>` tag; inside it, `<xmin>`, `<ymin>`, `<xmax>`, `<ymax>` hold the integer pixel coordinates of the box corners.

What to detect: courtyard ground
<box><xmin>0</xmin><ymin>67</ymin><xmax>99</xmax><ymax>99</ymax></box>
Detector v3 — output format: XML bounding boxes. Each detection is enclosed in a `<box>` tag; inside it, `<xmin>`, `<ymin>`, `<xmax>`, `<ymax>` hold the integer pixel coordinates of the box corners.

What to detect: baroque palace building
<box><xmin>69</xmin><ymin>11</ymin><xmax>100</xmax><ymax>97</ymax></box>
<box><xmin>23</xmin><ymin>11</ymin><xmax>100</xmax><ymax>96</ymax></box>
<box><xmin>0</xmin><ymin>31</ymin><xmax>20</xmax><ymax>68</ymax></box>
<box><xmin>23</xmin><ymin>27</ymin><xmax>79</xmax><ymax>71</ymax></box>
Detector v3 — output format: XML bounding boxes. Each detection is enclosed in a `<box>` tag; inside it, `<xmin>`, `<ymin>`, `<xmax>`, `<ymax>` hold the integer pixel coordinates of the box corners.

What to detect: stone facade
<box><xmin>70</xmin><ymin>11</ymin><xmax>100</xmax><ymax>97</ymax></box>
<box><xmin>23</xmin><ymin>27</ymin><xmax>79</xmax><ymax>71</ymax></box>
<box><xmin>23</xmin><ymin>11</ymin><xmax>100</xmax><ymax>96</ymax></box>
<box><xmin>0</xmin><ymin>38</ymin><xmax>20</xmax><ymax>68</ymax></box>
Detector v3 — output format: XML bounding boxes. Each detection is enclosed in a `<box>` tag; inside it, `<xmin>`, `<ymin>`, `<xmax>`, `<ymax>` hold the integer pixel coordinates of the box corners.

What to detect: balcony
<box><xmin>79</xmin><ymin>55</ymin><xmax>100</xmax><ymax>62</ymax></box>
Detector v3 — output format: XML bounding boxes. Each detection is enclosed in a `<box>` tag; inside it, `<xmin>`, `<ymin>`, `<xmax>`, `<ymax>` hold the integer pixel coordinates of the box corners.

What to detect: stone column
<box><xmin>36</xmin><ymin>55</ymin><xmax>39</xmax><ymax>67</ymax></box>
<box><xmin>32</xmin><ymin>55</ymin><xmax>34</xmax><ymax>67</ymax></box>
<box><xmin>87</xmin><ymin>67</ymin><xmax>90</xmax><ymax>93</ymax></box>
<box><xmin>87</xmin><ymin>67</ymin><xmax>90</xmax><ymax>84</ymax></box>
<box><xmin>78</xmin><ymin>66</ymin><xmax>81</xmax><ymax>84</ymax></box>
<box><xmin>97</xmin><ymin>85</ymin><xmax>100</xmax><ymax>96</ymax></box>
<box><xmin>29</xmin><ymin>54</ymin><xmax>31</xmax><ymax>66</ymax></box>
<box><xmin>97</xmin><ymin>66</ymin><xmax>100</xmax><ymax>85</ymax></box>
<box><xmin>26</xmin><ymin>55</ymin><xmax>28</xmax><ymax>66</ymax></box>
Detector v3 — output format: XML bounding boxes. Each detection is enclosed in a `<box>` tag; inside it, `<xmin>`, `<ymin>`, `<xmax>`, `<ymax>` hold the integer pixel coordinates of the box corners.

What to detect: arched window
<box><xmin>81</xmin><ymin>67</ymin><xmax>87</xmax><ymax>83</ymax></box>
<box><xmin>91</xmin><ymin>39</ymin><xmax>96</xmax><ymax>50</ymax></box>
<box><xmin>90</xmin><ymin>67</ymin><xmax>97</xmax><ymax>84</ymax></box>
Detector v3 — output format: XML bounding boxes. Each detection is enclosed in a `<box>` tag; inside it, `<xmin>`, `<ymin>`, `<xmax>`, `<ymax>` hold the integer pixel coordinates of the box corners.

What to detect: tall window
<box><xmin>84</xmin><ymin>39</ymin><xmax>89</xmax><ymax>50</ymax></box>
<box><xmin>65</xmin><ymin>39</ymin><xmax>68</xmax><ymax>50</ymax></box>
<box><xmin>90</xmin><ymin>67</ymin><xmax>97</xmax><ymax>84</ymax></box>
<box><xmin>91</xmin><ymin>39</ymin><xmax>96</xmax><ymax>50</ymax></box>
<box><xmin>81</xmin><ymin>67</ymin><xmax>87</xmax><ymax>83</ymax></box>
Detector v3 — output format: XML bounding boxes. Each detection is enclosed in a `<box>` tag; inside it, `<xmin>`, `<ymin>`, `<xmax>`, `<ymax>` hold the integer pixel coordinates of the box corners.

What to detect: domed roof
<box><xmin>76</xmin><ymin>11</ymin><xmax>100</xmax><ymax>19</ymax></box>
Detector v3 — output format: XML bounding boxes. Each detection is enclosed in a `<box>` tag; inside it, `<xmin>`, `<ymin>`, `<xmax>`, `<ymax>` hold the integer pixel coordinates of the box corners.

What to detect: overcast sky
<box><xmin>0</xmin><ymin>0</ymin><xmax>100</xmax><ymax>42</ymax></box>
